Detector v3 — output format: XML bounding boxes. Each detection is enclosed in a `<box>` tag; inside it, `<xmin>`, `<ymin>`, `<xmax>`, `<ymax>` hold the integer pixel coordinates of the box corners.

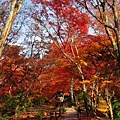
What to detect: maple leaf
<box><xmin>80</xmin><ymin>60</ymin><xmax>87</xmax><ymax>66</ymax></box>
<box><xmin>97</xmin><ymin>99</ymin><xmax>109</xmax><ymax>113</ymax></box>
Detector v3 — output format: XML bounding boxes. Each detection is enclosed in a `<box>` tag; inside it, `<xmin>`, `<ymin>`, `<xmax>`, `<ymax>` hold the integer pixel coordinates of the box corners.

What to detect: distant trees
<box><xmin>0</xmin><ymin>0</ymin><xmax>120</xmax><ymax>119</ymax></box>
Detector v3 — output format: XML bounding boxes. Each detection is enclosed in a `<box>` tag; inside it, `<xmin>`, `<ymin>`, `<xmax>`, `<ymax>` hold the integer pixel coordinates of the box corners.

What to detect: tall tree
<box><xmin>0</xmin><ymin>0</ymin><xmax>24</xmax><ymax>56</ymax></box>
<box><xmin>76</xmin><ymin>0</ymin><xmax>120</xmax><ymax>66</ymax></box>
<box><xmin>31</xmin><ymin>0</ymin><xmax>92</xmax><ymax>115</ymax></box>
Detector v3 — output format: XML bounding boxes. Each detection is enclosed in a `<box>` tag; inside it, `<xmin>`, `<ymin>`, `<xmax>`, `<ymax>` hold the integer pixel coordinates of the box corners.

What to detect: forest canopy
<box><xmin>0</xmin><ymin>0</ymin><xmax>120</xmax><ymax>120</ymax></box>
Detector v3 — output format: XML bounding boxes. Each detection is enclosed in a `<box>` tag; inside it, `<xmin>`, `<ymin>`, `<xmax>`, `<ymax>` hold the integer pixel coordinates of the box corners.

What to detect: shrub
<box><xmin>0</xmin><ymin>92</ymin><xmax>32</xmax><ymax>117</ymax></box>
<box><xmin>34</xmin><ymin>110</ymin><xmax>43</xmax><ymax>120</ymax></box>
<box><xmin>112</xmin><ymin>102</ymin><xmax>120</xmax><ymax>119</ymax></box>
<box><xmin>0</xmin><ymin>114</ymin><xmax>10</xmax><ymax>120</ymax></box>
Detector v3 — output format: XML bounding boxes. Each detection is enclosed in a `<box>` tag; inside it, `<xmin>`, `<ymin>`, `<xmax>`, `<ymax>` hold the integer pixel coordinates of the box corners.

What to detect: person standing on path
<box><xmin>58</xmin><ymin>93</ymin><xmax>64</xmax><ymax>107</ymax></box>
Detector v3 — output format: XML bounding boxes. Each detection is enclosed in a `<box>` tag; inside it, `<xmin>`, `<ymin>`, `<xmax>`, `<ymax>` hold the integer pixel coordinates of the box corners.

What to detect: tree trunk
<box><xmin>108</xmin><ymin>98</ymin><xmax>114</xmax><ymax>120</ymax></box>
<box><xmin>83</xmin><ymin>91</ymin><xmax>90</xmax><ymax>117</ymax></box>
<box><xmin>0</xmin><ymin>0</ymin><xmax>24</xmax><ymax>56</ymax></box>
<box><xmin>76</xmin><ymin>0</ymin><xmax>120</xmax><ymax>67</ymax></box>
<box><xmin>70</xmin><ymin>78</ymin><xmax>74</xmax><ymax>103</ymax></box>
<box><xmin>105</xmin><ymin>88</ymin><xmax>114</xmax><ymax>120</ymax></box>
<box><xmin>77</xmin><ymin>64</ymin><xmax>90</xmax><ymax>116</ymax></box>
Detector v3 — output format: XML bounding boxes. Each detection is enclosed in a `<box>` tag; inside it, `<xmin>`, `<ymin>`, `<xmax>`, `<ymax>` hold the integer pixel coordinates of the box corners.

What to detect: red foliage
<box><xmin>32</xmin><ymin>0</ymin><xmax>89</xmax><ymax>35</ymax></box>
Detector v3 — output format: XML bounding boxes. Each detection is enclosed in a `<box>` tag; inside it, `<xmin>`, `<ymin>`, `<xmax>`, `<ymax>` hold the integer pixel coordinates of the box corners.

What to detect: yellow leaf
<box><xmin>80</xmin><ymin>60</ymin><xmax>87</xmax><ymax>66</ymax></box>
<box><xmin>93</xmin><ymin>75</ymin><xmax>98</xmax><ymax>79</ymax></box>
<box><xmin>80</xmin><ymin>80</ymin><xmax>90</xmax><ymax>84</ymax></box>
<box><xmin>97</xmin><ymin>99</ymin><xmax>109</xmax><ymax>113</ymax></box>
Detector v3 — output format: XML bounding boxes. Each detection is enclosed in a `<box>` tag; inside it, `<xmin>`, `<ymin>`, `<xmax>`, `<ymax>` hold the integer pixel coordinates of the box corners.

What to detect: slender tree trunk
<box><xmin>108</xmin><ymin>98</ymin><xmax>114</xmax><ymax>120</ymax></box>
<box><xmin>53</xmin><ymin>35</ymin><xmax>90</xmax><ymax>115</ymax></box>
<box><xmin>77</xmin><ymin>64</ymin><xmax>90</xmax><ymax>116</ymax></box>
<box><xmin>95</xmin><ymin>84</ymin><xmax>99</xmax><ymax>112</ymax></box>
<box><xmin>76</xmin><ymin>0</ymin><xmax>120</xmax><ymax>66</ymax></box>
<box><xmin>91</xmin><ymin>81</ymin><xmax>96</xmax><ymax>110</ymax></box>
<box><xmin>105</xmin><ymin>88</ymin><xmax>114</xmax><ymax>120</ymax></box>
<box><xmin>70</xmin><ymin>78</ymin><xmax>74</xmax><ymax>103</ymax></box>
<box><xmin>9</xmin><ymin>85</ymin><xmax>12</xmax><ymax>96</ymax></box>
<box><xmin>0</xmin><ymin>0</ymin><xmax>24</xmax><ymax>56</ymax></box>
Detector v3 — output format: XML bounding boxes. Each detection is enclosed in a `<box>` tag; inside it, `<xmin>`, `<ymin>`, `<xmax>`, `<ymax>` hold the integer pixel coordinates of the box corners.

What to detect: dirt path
<box><xmin>59</xmin><ymin>107</ymin><xmax>79</xmax><ymax>120</ymax></box>
<box><xmin>57</xmin><ymin>106</ymin><xmax>111</xmax><ymax>120</ymax></box>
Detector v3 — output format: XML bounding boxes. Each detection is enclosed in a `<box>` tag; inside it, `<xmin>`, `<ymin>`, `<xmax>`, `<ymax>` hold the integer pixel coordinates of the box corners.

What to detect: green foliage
<box><xmin>32</xmin><ymin>97</ymin><xmax>41</xmax><ymax>106</ymax></box>
<box><xmin>34</xmin><ymin>110</ymin><xmax>43</xmax><ymax>120</ymax></box>
<box><xmin>34</xmin><ymin>114</ymin><xmax>42</xmax><ymax>120</ymax></box>
<box><xmin>49</xmin><ymin>116</ymin><xmax>56</xmax><ymax>120</ymax></box>
<box><xmin>43</xmin><ymin>97</ymin><xmax>51</xmax><ymax>104</ymax></box>
<box><xmin>0</xmin><ymin>114</ymin><xmax>10</xmax><ymax>120</ymax></box>
<box><xmin>112</xmin><ymin>102</ymin><xmax>120</xmax><ymax>119</ymax></box>
<box><xmin>68</xmin><ymin>102</ymin><xmax>76</xmax><ymax>107</ymax></box>
<box><xmin>32</xmin><ymin>97</ymin><xmax>50</xmax><ymax>106</ymax></box>
<box><xmin>0</xmin><ymin>92</ymin><xmax>32</xmax><ymax>116</ymax></box>
<box><xmin>76</xmin><ymin>92</ymin><xmax>84</xmax><ymax>102</ymax></box>
<box><xmin>61</xmin><ymin>107</ymin><xmax>66</xmax><ymax>114</ymax></box>
<box><xmin>113</xmin><ymin>102</ymin><xmax>120</xmax><ymax>109</ymax></box>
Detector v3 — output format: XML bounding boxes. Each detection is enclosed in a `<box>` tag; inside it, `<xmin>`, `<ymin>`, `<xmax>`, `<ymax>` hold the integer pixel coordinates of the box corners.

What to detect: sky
<box><xmin>1</xmin><ymin>0</ymin><xmax>95</xmax><ymax>51</ymax></box>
